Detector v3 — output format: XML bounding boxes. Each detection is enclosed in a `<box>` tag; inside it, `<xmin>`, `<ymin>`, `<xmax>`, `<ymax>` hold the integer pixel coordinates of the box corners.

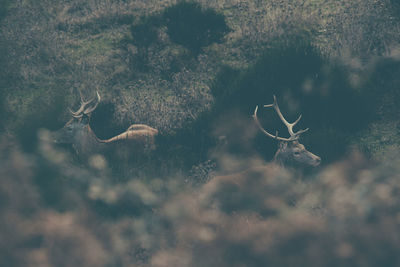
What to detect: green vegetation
<box><xmin>1</xmin><ymin>0</ymin><xmax>400</xmax><ymax>266</ymax></box>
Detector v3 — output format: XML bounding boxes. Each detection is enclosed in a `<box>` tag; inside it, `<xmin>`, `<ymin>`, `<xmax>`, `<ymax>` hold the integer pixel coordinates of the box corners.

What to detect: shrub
<box><xmin>130</xmin><ymin>16</ymin><xmax>162</xmax><ymax>48</ymax></box>
<box><xmin>163</xmin><ymin>2</ymin><xmax>230</xmax><ymax>54</ymax></box>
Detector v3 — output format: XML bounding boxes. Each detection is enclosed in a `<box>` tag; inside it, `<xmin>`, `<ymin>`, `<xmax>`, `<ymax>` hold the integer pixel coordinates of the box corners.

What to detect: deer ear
<box><xmin>278</xmin><ymin>141</ymin><xmax>287</xmax><ymax>149</ymax></box>
<box><xmin>81</xmin><ymin>114</ymin><xmax>90</xmax><ymax>125</ymax></box>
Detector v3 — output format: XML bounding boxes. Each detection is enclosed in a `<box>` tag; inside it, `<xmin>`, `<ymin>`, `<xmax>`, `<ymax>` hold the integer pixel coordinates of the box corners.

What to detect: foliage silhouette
<box><xmin>389</xmin><ymin>0</ymin><xmax>400</xmax><ymax>19</ymax></box>
<box><xmin>0</xmin><ymin>0</ymin><xmax>10</xmax><ymax>22</ymax></box>
<box><xmin>130</xmin><ymin>16</ymin><xmax>162</xmax><ymax>48</ymax></box>
<box><xmin>90</xmin><ymin>101</ymin><xmax>126</xmax><ymax>140</ymax></box>
<box><xmin>163</xmin><ymin>2</ymin><xmax>230</xmax><ymax>54</ymax></box>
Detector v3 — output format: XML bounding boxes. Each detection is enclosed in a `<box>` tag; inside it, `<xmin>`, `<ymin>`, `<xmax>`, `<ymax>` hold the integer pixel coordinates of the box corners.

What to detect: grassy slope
<box><xmin>1</xmin><ymin>0</ymin><xmax>399</xmax><ymax>157</ymax></box>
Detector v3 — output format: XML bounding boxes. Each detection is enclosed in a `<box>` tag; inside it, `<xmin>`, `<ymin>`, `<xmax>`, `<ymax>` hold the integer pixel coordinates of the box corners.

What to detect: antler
<box><xmin>69</xmin><ymin>91</ymin><xmax>101</xmax><ymax>119</ymax></box>
<box><xmin>253</xmin><ymin>95</ymin><xmax>309</xmax><ymax>141</ymax></box>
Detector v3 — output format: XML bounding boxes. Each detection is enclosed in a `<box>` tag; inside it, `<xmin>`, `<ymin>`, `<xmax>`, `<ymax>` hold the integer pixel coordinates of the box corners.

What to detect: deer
<box><xmin>53</xmin><ymin>90</ymin><xmax>158</xmax><ymax>157</ymax></box>
<box><xmin>253</xmin><ymin>95</ymin><xmax>321</xmax><ymax>167</ymax></box>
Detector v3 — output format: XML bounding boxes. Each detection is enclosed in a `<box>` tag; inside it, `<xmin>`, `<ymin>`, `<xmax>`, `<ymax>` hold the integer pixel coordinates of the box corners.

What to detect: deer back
<box><xmin>52</xmin><ymin>91</ymin><xmax>159</xmax><ymax>156</ymax></box>
<box><xmin>99</xmin><ymin>124</ymin><xmax>158</xmax><ymax>151</ymax></box>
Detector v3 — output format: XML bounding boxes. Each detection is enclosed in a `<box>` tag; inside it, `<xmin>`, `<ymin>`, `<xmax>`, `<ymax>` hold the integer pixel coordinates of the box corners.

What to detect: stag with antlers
<box><xmin>253</xmin><ymin>95</ymin><xmax>321</xmax><ymax>167</ymax></box>
<box><xmin>53</xmin><ymin>90</ymin><xmax>158</xmax><ymax>156</ymax></box>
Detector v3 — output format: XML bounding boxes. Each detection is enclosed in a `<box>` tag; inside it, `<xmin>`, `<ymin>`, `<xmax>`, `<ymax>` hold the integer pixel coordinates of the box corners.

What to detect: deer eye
<box><xmin>293</xmin><ymin>151</ymin><xmax>300</xmax><ymax>155</ymax></box>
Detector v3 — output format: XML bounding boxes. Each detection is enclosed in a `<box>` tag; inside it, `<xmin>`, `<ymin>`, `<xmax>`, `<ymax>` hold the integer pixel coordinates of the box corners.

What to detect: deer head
<box><xmin>53</xmin><ymin>90</ymin><xmax>158</xmax><ymax>155</ymax></box>
<box><xmin>253</xmin><ymin>95</ymin><xmax>321</xmax><ymax>167</ymax></box>
<box><xmin>53</xmin><ymin>91</ymin><xmax>100</xmax><ymax>153</ymax></box>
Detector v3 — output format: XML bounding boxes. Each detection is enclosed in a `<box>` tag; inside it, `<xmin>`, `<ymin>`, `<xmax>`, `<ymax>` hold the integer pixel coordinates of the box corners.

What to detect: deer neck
<box><xmin>86</xmin><ymin>124</ymin><xmax>110</xmax><ymax>143</ymax></box>
<box><xmin>273</xmin><ymin>150</ymin><xmax>289</xmax><ymax>166</ymax></box>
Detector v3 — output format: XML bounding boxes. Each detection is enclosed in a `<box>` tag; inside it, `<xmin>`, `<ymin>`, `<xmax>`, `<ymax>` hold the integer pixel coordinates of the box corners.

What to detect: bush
<box><xmin>130</xmin><ymin>16</ymin><xmax>162</xmax><ymax>48</ymax></box>
<box><xmin>0</xmin><ymin>0</ymin><xmax>10</xmax><ymax>22</ymax></box>
<box><xmin>163</xmin><ymin>2</ymin><xmax>230</xmax><ymax>54</ymax></box>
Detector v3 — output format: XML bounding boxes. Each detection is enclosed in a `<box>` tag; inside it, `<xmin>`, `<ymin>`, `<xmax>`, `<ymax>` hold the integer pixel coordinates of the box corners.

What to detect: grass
<box><xmin>66</xmin><ymin>31</ymin><xmax>123</xmax><ymax>60</ymax></box>
<box><xmin>356</xmin><ymin>121</ymin><xmax>400</xmax><ymax>161</ymax></box>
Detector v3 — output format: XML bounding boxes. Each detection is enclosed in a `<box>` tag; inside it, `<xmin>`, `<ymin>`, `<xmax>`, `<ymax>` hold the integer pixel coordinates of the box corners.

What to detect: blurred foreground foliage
<box><xmin>2</xmin><ymin>135</ymin><xmax>400</xmax><ymax>266</ymax></box>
